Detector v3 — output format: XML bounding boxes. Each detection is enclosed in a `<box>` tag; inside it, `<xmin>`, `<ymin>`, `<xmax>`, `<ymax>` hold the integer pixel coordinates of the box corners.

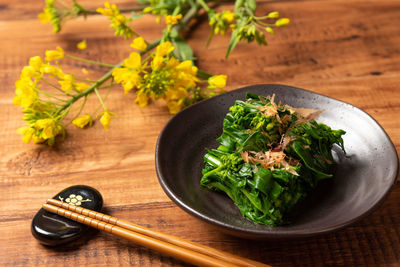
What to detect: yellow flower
<box><xmin>76</xmin><ymin>82</ymin><xmax>90</xmax><ymax>92</ymax></box>
<box><xmin>265</xmin><ymin>27</ymin><xmax>275</xmax><ymax>34</ymax></box>
<box><xmin>97</xmin><ymin>1</ymin><xmax>133</xmax><ymax>39</ymax></box>
<box><xmin>14</xmin><ymin>77</ymin><xmax>38</xmax><ymax>108</ymax></box>
<box><xmin>166</xmin><ymin>87</ymin><xmax>187</xmax><ymax>101</ymax></box>
<box><xmin>99</xmin><ymin>110</ymin><xmax>116</xmax><ymax>130</ymax></box>
<box><xmin>114</xmin><ymin>14</ymin><xmax>126</xmax><ymax>26</ymax></box>
<box><xmin>45</xmin><ymin>46</ymin><xmax>65</xmax><ymax>61</ymax></box>
<box><xmin>156</xmin><ymin>42</ymin><xmax>174</xmax><ymax>57</ymax></box>
<box><xmin>20</xmin><ymin>66</ymin><xmax>37</xmax><ymax>78</ymax></box>
<box><xmin>135</xmin><ymin>91</ymin><xmax>149</xmax><ymax>107</ymax></box>
<box><xmin>123</xmin><ymin>52</ymin><xmax>141</xmax><ymax>69</ymax></box>
<box><xmin>165</xmin><ymin>57</ymin><xmax>180</xmax><ymax>69</ymax></box>
<box><xmin>208</xmin><ymin>75</ymin><xmax>227</xmax><ymax>89</ymax></box>
<box><xmin>130</xmin><ymin>37</ymin><xmax>147</xmax><ymax>51</ymax></box>
<box><xmin>58</xmin><ymin>74</ymin><xmax>75</xmax><ymax>93</ymax></box>
<box><xmin>143</xmin><ymin>7</ymin><xmax>152</xmax><ymax>13</ymax></box>
<box><xmin>17</xmin><ymin>126</ymin><xmax>35</xmax><ymax>144</ymax></box>
<box><xmin>29</xmin><ymin>56</ymin><xmax>44</xmax><ymax>71</ymax></box>
<box><xmin>40</xmin><ymin>64</ymin><xmax>62</xmax><ymax>76</ymax></box>
<box><xmin>151</xmin><ymin>55</ymin><xmax>165</xmax><ymax>71</ymax></box>
<box><xmin>72</xmin><ymin>115</ymin><xmax>92</xmax><ymax>128</ymax></box>
<box><xmin>81</xmin><ymin>68</ymin><xmax>89</xmax><ymax>75</ymax></box>
<box><xmin>165</xmin><ymin>14</ymin><xmax>182</xmax><ymax>25</ymax></box>
<box><xmin>34</xmin><ymin>118</ymin><xmax>61</xmax><ymax>140</ymax></box>
<box><xmin>222</xmin><ymin>11</ymin><xmax>235</xmax><ymax>23</ymax></box>
<box><xmin>175</xmin><ymin>60</ymin><xmax>198</xmax><ymax>89</ymax></box>
<box><xmin>112</xmin><ymin>67</ymin><xmax>141</xmax><ymax>94</ymax></box>
<box><xmin>176</xmin><ymin>60</ymin><xmax>197</xmax><ymax>76</ymax></box>
<box><xmin>267</xmin><ymin>11</ymin><xmax>279</xmax><ymax>19</ymax></box>
<box><xmin>77</xmin><ymin>40</ymin><xmax>87</xmax><ymax>50</ymax></box>
<box><xmin>96</xmin><ymin>1</ymin><xmax>116</xmax><ymax>17</ymax></box>
<box><xmin>38</xmin><ymin>8</ymin><xmax>52</xmax><ymax>24</ymax></box>
<box><xmin>112</xmin><ymin>68</ymin><xmax>126</xmax><ymax>84</ymax></box>
<box><xmin>167</xmin><ymin>99</ymin><xmax>184</xmax><ymax>114</ymax></box>
<box><xmin>275</xmin><ymin>18</ymin><xmax>290</xmax><ymax>27</ymax></box>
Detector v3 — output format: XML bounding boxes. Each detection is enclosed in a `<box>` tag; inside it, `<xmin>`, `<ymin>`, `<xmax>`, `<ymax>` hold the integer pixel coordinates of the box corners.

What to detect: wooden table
<box><xmin>1</xmin><ymin>0</ymin><xmax>399</xmax><ymax>266</ymax></box>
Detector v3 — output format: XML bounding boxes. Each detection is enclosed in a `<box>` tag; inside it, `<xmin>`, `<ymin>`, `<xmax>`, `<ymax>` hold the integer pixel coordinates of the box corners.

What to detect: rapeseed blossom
<box><xmin>72</xmin><ymin>114</ymin><xmax>92</xmax><ymax>128</ymax></box>
<box><xmin>38</xmin><ymin>0</ymin><xmax>61</xmax><ymax>33</ymax></box>
<box><xmin>165</xmin><ymin>14</ymin><xmax>182</xmax><ymax>25</ymax></box>
<box><xmin>112</xmin><ymin>41</ymin><xmax>203</xmax><ymax>114</ymax></box>
<box><xmin>77</xmin><ymin>40</ymin><xmax>87</xmax><ymax>50</ymax></box>
<box><xmin>45</xmin><ymin>46</ymin><xmax>65</xmax><ymax>61</ymax></box>
<box><xmin>130</xmin><ymin>37</ymin><xmax>147</xmax><ymax>51</ymax></box>
<box><xmin>97</xmin><ymin>2</ymin><xmax>134</xmax><ymax>39</ymax></box>
<box><xmin>209</xmin><ymin>10</ymin><xmax>236</xmax><ymax>35</ymax></box>
<box><xmin>99</xmin><ymin>109</ymin><xmax>116</xmax><ymax>130</ymax></box>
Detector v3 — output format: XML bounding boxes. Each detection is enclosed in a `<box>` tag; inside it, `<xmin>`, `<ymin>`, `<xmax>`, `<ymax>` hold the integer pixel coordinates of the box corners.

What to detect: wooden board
<box><xmin>1</xmin><ymin>0</ymin><xmax>399</xmax><ymax>266</ymax></box>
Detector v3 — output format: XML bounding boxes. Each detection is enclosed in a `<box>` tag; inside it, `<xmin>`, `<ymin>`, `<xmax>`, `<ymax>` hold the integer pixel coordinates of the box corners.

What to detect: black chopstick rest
<box><xmin>31</xmin><ymin>185</ymin><xmax>103</xmax><ymax>246</ymax></box>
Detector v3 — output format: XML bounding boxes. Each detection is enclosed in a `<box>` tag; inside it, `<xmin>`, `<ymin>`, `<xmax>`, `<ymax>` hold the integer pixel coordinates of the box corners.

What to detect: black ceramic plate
<box><xmin>155</xmin><ymin>84</ymin><xmax>399</xmax><ymax>240</ymax></box>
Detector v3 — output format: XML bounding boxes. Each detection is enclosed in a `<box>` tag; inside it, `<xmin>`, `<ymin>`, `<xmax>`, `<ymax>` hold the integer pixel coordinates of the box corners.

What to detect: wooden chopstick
<box><xmin>44</xmin><ymin>199</ymin><xmax>269</xmax><ymax>267</ymax></box>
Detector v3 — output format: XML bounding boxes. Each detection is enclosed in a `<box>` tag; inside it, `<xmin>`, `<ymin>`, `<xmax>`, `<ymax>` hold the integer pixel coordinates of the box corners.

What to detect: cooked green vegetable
<box><xmin>201</xmin><ymin>93</ymin><xmax>345</xmax><ymax>225</ymax></box>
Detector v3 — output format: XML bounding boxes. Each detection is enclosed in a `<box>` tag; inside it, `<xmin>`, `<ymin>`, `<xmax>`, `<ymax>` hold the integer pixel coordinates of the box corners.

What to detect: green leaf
<box><xmin>172</xmin><ymin>36</ymin><xmax>194</xmax><ymax>61</ymax></box>
<box><xmin>292</xmin><ymin>139</ymin><xmax>332</xmax><ymax>180</ymax></box>
<box><xmin>226</xmin><ymin>31</ymin><xmax>239</xmax><ymax>58</ymax></box>
<box><xmin>253</xmin><ymin>167</ymin><xmax>273</xmax><ymax>195</ymax></box>
<box><xmin>234</xmin><ymin>0</ymin><xmax>245</xmax><ymax>12</ymax></box>
<box><xmin>247</xmin><ymin>0</ymin><xmax>257</xmax><ymax>12</ymax></box>
<box><xmin>239</xmin><ymin>131</ymin><xmax>268</xmax><ymax>152</ymax></box>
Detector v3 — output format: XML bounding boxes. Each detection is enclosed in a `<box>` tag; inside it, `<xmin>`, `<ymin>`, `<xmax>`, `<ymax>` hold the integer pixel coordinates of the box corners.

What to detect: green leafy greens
<box><xmin>201</xmin><ymin>93</ymin><xmax>346</xmax><ymax>225</ymax></box>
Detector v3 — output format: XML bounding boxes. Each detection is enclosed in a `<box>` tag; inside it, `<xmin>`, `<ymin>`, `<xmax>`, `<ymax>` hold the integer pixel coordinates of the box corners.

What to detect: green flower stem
<box><xmin>91</xmin><ymin>84</ymin><xmax>112</xmax><ymax>117</ymax></box>
<box><xmin>94</xmin><ymin>87</ymin><xmax>106</xmax><ymax>110</ymax></box>
<box><xmin>196</xmin><ymin>0</ymin><xmax>211</xmax><ymax>12</ymax></box>
<box><xmin>74</xmin><ymin>77</ymin><xmax>98</xmax><ymax>83</ymax></box>
<box><xmin>65</xmin><ymin>54</ymin><xmax>115</xmax><ymax>68</ymax></box>
<box><xmin>54</xmin><ymin>65</ymin><xmax>119</xmax><ymax>117</ymax></box>
<box><xmin>40</xmin><ymin>77</ymin><xmax>73</xmax><ymax>96</ymax></box>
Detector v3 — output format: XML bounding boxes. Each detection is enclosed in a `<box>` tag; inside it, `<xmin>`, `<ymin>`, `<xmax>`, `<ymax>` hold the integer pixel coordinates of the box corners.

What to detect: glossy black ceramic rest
<box><xmin>31</xmin><ymin>185</ymin><xmax>103</xmax><ymax>246</ymax></box>
<box><xmin>155</xmin><ymin>84</ymin><xmax>399</xmax><ymax>240</ymax></box>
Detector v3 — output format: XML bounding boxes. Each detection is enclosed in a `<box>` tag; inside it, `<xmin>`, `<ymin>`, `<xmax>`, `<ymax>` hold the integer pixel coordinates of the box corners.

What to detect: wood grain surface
<box><xmin>1</xmin><ymin>0</ymin><xmax>400</xmax><ymax>266</ymax></box>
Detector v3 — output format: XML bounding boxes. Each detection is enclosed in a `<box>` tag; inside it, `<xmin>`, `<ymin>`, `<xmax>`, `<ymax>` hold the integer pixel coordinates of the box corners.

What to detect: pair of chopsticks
<box><xmin>43</xmin><ymin>199</ymin><xmax>269</xmax><ymax>267</ymax></box>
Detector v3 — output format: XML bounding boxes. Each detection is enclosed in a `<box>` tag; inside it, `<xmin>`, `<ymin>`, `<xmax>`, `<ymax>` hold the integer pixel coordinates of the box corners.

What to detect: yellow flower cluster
<box><xmin>97</xmin><ymin>1</ymin><xmax>134</xmax><ymax>39</ymax></box>
<box><xmin>38</xmin><ymin>0</ymin><xmax>61</xmax><ymax>33</ymax></box>
<box><xmin>112</xmin><ymin>41</ymin><xmax>201</xmax><ymax>114</ymax></box>
<box><xmin>209</xmin><ymin>10</ymin><xmax>236</xmax><ymax>35</ymax></box>
<box><xmin>13</xmin><ymin>46</ymin><xmax>93</xmax><ymax>145</ymax></box>
<box><xmin>112</xmin><ymin>40</ymin><xmax>227</xmax><ymax>114</ymax></box>
<box><xmin>165</xmin><ymin>14</ymin><xmax>183</xmax><ymax>26</ymax></box>
<box><xmin>17</xmin><ymin>118</ymin><xmax>65</xmax><ymax>145</ymax></box>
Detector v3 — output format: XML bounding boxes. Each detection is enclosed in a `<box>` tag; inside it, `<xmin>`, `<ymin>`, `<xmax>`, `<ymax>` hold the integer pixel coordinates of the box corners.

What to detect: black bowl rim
<box><xmin>155</xmin><ymin>84</ymin><xmax>399</xmax><ymax>239</ymax></box>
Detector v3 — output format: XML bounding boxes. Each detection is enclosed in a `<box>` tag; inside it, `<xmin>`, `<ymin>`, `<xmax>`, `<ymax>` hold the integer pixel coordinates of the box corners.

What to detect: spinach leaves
<box><xmin>201</xmin><ymin>93</ymin><xmax>345</xmax><ymax>225</ymax></box>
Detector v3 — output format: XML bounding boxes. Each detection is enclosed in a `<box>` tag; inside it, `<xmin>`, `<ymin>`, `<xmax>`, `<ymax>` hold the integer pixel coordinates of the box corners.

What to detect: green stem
<box><xmin>196</xmin><ymin>0</ymin><xmax>211</xmax><ymax>12</ymax></box>
<box><xmin>75</xmin><ymin>77</ymin><xmax>98</xmax><ymax>83</ymax></box>
<box><xmin>92</xmin><ymin>84</ymin><xmax>112</xmax><ymax>117</ymax></box>
<box><xmin>40</xmin><ymin>77</ymin><xmax>73</xmax><ymax>96</ymax></box>
<box><xmin>181</xmin><ymin>2</ymin><xmax>201</xmax><ymax>25</ymax></box>
<box><xmin>94</xmin><ymin>87</ymin><xmax>106</xmax><ymax>110</ymax></box>
<box><xmin>65</xmin><ymin>54</ymin><xmax>115</xmax><ymax>68</ymax></box>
